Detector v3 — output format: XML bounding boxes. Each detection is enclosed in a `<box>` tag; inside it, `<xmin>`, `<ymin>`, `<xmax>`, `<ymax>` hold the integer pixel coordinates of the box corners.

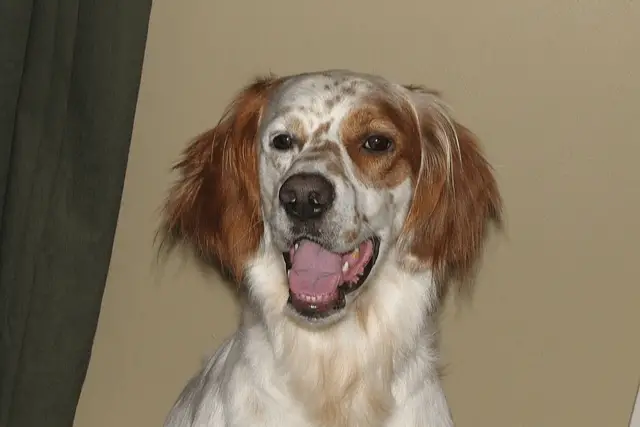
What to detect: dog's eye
<box><xmin>272</xmin><ymin>134</ymin><xmax>294</xmax><ymax>151</ymax></box>
<box><xmin>362</xmin><ymin>135</ymin><xmax>393</xmax><ymax>152</ymax></box>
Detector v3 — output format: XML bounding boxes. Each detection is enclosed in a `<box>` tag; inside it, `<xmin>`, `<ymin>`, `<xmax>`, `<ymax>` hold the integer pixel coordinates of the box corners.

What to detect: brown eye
<box><xmin>272</xmin><ymin>134</ymin><xmax>294</xmax><ymax>150</ymax></box>
<box><xmin>362</xmin><ymin>135</ymin><xmax>393</xmax><ymax>152</ymax></box>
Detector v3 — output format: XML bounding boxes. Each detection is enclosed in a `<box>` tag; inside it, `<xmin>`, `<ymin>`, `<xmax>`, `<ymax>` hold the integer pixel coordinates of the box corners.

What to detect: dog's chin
<box><xmin>280</xmin><ymin>236</ymin><xmax>381</xmax><ymax>329</ymax></box>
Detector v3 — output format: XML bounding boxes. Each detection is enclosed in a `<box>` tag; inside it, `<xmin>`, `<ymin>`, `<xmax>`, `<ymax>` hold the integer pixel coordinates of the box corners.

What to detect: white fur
<box><xmin>164</xmin><ymin>71</ymin><xmax>460</xmax><ymax>427</ymax></box>
<box><xmin>164</xmin><ymin>253</ymin><xmax>452</xmax><ymax>427</ymax></box>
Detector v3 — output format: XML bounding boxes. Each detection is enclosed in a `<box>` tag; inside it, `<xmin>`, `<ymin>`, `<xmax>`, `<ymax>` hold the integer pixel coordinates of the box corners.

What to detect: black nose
<box><xmin>278</xmin><ymin>173</ymin><xmax>335</xmax><ymax>220</ymax></box>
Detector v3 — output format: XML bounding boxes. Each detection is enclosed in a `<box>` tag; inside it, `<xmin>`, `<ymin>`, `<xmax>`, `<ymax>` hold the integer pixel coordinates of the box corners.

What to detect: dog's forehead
<box><xmin>265</xmin><ymin>72</ymin><xmax>383</xmax><ymax>126</ymax></box>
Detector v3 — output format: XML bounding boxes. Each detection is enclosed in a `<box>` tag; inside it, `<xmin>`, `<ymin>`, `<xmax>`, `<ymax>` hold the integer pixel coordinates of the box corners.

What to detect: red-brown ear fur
<box><xmin>402</xmin><ymin>91</ymin><xmax>502</xmax><ymax>294</ymax></box>
<box><xmin>161</xmin><ymin>76</ymin><xmax>281</xmax><ymax>282</ymax></box>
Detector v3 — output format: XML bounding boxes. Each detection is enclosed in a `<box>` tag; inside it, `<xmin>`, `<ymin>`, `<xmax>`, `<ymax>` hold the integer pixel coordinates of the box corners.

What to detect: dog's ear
<box><xmin>401</xmin><ymin>87</ymin><xmax>502</xmax><ymax>293</ymax></box>
<box><xmin>161</xmin><ymin>76</ymin><xmax>282</xmax><ymax>282</ymax></box>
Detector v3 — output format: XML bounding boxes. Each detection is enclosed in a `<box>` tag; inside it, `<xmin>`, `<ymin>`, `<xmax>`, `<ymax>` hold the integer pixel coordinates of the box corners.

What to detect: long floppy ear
<box><xmin>401</xmin><ymin>86</ymin><xmax>503</xmax><ymax>293</ymax></box>
<box><xmin>161</xmin><ymin>76</ymin><xmax>281</xmax><ymax>282</ymax></box>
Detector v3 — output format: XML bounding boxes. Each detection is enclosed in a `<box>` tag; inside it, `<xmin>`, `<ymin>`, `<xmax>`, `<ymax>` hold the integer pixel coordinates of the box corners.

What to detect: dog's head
<box><xmin>163</xmin><ymin>70</ymin><xmax>501</xmax><ymax>327</ymax></box>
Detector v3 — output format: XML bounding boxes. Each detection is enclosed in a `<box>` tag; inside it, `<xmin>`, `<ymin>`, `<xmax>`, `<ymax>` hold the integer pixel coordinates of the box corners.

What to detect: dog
<box><xmin>160</xmin><ymin>69</ymin><xmax>502</xmax><ymax>427</ymax></box>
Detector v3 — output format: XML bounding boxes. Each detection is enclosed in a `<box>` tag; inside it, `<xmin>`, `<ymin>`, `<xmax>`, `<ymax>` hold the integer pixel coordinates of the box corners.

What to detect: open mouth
<box><xmin>282</xmin><ymin>237</ymin><xmax>380</xmax><ymax>320</ymax></box>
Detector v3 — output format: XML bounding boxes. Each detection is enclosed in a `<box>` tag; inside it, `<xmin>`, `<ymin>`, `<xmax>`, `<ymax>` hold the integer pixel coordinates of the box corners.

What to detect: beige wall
<box><xmin>74</xmin><ymin>0</ymin><xmax>640</xmax><ymax>426</ymax></box>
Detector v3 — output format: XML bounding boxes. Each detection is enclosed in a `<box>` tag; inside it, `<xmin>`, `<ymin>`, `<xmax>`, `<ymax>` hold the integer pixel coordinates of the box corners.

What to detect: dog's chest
<box><xmin>280</xmin><ymin>333</ymin><xmax>395</xmax><ymax>427</ymax></box>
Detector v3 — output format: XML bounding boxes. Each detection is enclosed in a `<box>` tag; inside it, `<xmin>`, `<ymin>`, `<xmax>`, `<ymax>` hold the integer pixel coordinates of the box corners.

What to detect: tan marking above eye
<box><xmin>283</xmin><ymin>117</ymin><xmax>308</xmax><ymax>144</ymax></box>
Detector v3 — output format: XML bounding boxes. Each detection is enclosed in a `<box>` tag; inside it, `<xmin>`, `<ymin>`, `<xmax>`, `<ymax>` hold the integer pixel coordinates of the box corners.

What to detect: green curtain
<box><xmin>0</xmin><ymin>1</ymin><xmax>152</xmax><ymax>426</ymax></box>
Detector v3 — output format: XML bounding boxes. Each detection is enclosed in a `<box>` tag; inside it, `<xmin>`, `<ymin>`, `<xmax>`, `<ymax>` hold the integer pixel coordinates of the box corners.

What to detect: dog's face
<box><xmin>163</xmin><ymin>70</ymin><xmax>501</xmax><ymax>328</ymax></box>
<box><xmin>258</xmin><ymin>73</ymin><xmax>423</xmax><ymax>323</ymax></box>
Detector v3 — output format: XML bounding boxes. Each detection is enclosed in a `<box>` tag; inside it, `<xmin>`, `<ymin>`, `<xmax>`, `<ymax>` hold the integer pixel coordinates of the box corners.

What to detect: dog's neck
<box><xmin>241</xmin><ymin>252</ymin><xmax>441</xmax><ymax>427</ymax></box>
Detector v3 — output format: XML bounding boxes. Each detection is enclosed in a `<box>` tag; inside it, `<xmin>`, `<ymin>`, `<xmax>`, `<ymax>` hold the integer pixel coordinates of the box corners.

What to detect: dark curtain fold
<box><xmin>0</xmin><ymin>1</ymin><xmax>152</xmax><ymax>426</ymax></box>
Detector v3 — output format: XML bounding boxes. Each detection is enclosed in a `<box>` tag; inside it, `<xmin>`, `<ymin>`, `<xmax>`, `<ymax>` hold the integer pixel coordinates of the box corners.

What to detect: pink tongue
<box><xmin>288</xmin><ymin>240</ymin><xmax>343</xmax><ymax>297</ymax></box>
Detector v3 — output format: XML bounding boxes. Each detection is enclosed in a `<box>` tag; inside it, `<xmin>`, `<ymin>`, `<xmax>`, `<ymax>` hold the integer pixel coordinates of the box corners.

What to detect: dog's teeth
<box><xmin>287</xmin><ymin>270</ymin><xmax>290</xmax><ymax>277</ymax></box>
<box><xmin>351</xmin><ymin>248</ymin><xmax>359</xmax><ymax>258</ymax></box>
<box><xmin>294</xmin><ymin>243</ymin><xmax>299</xmax><ymax>251</ymax></box>
<box><xmin>342</xmin><ymin>262</ymin><xmax>349</xmax><ymax>272</ymax></box>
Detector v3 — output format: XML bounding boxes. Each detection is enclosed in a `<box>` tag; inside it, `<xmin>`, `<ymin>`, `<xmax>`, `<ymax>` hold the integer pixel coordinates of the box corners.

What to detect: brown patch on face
<box><xmin>400</xmin><ymin>88</ymin><xmax>503</xmax><ymax>290</ymax></box>
<box><xmin>284</xmin><ymin>116</ymin><xmax>308</xmax><ymax>147</ymax></box>
<box><xmin>339</xmin><ymin>97</ymin><xmax>422</xmax><ymax>189</ymax></box>
<box><xmin>161</xmin><ymin>76</ymin><xmax>283</xmax><ymax>282</ymax></box>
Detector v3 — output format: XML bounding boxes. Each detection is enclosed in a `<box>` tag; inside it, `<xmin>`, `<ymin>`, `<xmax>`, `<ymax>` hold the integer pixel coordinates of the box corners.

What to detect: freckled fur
<box><xmin>161</xmin><ymin>69</ymin><xmax>502</xmax><ymax>427</ymax></box>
